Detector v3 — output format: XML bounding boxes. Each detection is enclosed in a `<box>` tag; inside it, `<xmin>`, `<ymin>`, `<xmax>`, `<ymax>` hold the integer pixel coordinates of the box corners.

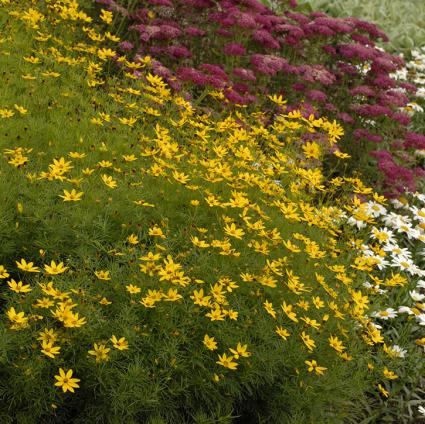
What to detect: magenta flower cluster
<box><xmin>97</xmin><ymin>0</ymin><xmax>425</xmax><ymax>196</ymax></box>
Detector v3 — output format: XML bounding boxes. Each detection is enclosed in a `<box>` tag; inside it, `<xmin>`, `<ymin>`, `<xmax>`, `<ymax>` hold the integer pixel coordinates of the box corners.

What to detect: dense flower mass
<box><xmin>0</xmin><ymin>0</ymin><xmax>424</xmax><ymax>423</ymax></box>
<box><xmin>97</xmin><ymin>0</ymin><xmax>425</xmax><ymax>195</ymax></box>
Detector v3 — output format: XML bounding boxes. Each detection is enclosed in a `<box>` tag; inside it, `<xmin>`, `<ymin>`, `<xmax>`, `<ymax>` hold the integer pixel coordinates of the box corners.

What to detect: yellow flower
<box><xmin>59</xmin><ymin>189</ymin><xmax>84</xmax><ymax>201</ymax></box>
<box><xmin>33</xmin><ymin>297</ymin><xmax>55</xmax><ymax>308</ymax></box>
<box><xmin>88</xmin><ymin>343</ymin><xmax>110</xmax><ymax>362</ymax></box>
<box><xmin>302</xmin><ymin>142</ymin><xmax>321</xmax><ymax>160</ymax></box>
<box><xmin>328</xmin><ymin>335</ymin><xmax>345</xmax><ymax>353</ymax></box>
<box><xmin>95</xmin><ymin>270</ymin><xmax>111</xmax><ymax>280</ymax></box>
<box><xmin>37</xmin><ymin>328</ymin><xmax>58</xmax><ymax>344</ymax></box>
<box><xmin>164</xmin><ymin>288</ymin><xmax>182</xmax><ymax>302</ymax></box>
<box><xmin>14</xmin><ymin>104</ymin><xmax>28</xmax><ymax>114</ymax></box>
<box><xmin>229</xmin><ymin>343</ymin><xmax>251</xmax><ymax>359</ymax></box>
<box><xmin>44</xmin><ymin>260</ymin><xmax>68</xmax><ymax>275</ymax></box>
<box><xmin>383</xmin><ymin>367</ymin><xmax>399</xmax><ymax>380</ymax></box>
<box><xmin>203</xmin><ymin>335</ymin><xmax>218</xmax><ymax>351</ymax></box>
<box><xmin>99</xmin><ymin>297</ymin><xmax>112</xmax><ymax>305</ymax></box>
<box><xmin>126</xmin><ymin>284</ymin><xmax>141</xmax><ymax>294</ymax></box>
<box><xmin>16</xmin><ymin>258</ymin><xmax>39</xmax><ymax>272</ymax></box>
<box><xmin>148</xmin><ymin>225</ymin><xmax>166</xmax><ymax>239</ymax></box>
<box><xmin>172</xmin><ymin>170</ymin><xmax>190</xmax><ymax>184</ymax></box>
<box><xmin>263</xmin><ymin>300</ymin><xmax>276</xmax><ymax>319</ymax></box>
<box><xmin>275</xmin><ymin>326</ymin><xmax>290</xmax><ymax>340</ymax></box>
<box><xmin>305</xmin><ymin>359</ymin><xmax>327</xmax><ymax>376</ymax></box>
<box><xmin>54</xmin><ymin>368</ymin><xmax>80</xmax><ymax>393</ymax></box>
<box><xmin>41</xmin><ymin>341</ymin><xmax>61</xmax><ymax>359</ymax></box>
<box><xmin>223</xmin><ymin>223</ymin><xmax>245</xmax><ymax>239</ymax></box>
<box><xmin>8</xmin><ymin>279</ymin><xmax>32</xmax><ymax>293</ymax></box>
<box><xmin>205</xmin><ymin>306</ymin><xmax>226</xmax><ymax>322</ymax></box>
<box><xmin>101</xmin><ymin>174</ymin><xmax>117</xmax><ymax>188</ymax></box>
<box><xmin>7</xmin><ymin>307</ymin><xmax>28</xmax><ymax>329</ymax></box>
<box><xmin>0</xmin><ymin>265</ymin><xmax>10</xmax><ymax>278</ymax></box>
<box><xmin>110</xmin><ymin>335</ymin><xmax>129</xmax><ymax>350</ymax></box>
<box><xmin>216</xmin><ymin>353</ymin><xmax>238</xmax><ymax>370</ymax></box>
<box><xmin>127</xmin><ymin>234</ymin><xmax>139</xmax><ymax>244</ymax></box>
<box><xmin>377</xmin><ymin>383</ymin><xmax>389</xmax><ymax>398</ymax></box>
<box><xmin>300</xmin><ymin>332</ymin><xmax>316</xmax><ymax>352</ymax></box>
<box><xmin>281</xmin><ymin>301</ymin><xmax>298</xmax><ymax>322</ymax></box>
<box><xmin>100</xmin><ymin>9</ymin><xmax>113</xmax><ymax>24</ymax></box>
<box><xmin>98</xmin><ymin>48</ymin><xmax>116</xmax><ymax>61</ymax></box>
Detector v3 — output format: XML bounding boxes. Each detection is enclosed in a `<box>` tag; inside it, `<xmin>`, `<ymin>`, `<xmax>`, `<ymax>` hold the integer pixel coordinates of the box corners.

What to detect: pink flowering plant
<box><xmin>98</xmin><ymin>0</ymin><xmax>425</xmax><ymax>196</ymax></box>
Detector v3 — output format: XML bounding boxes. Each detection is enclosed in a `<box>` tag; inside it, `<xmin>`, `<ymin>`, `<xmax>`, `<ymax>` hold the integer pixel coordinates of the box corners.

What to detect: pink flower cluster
<box><xmin>97</xmin><ymin>0</ymin><xmax>424</xmax><ymax>196</ymax></box>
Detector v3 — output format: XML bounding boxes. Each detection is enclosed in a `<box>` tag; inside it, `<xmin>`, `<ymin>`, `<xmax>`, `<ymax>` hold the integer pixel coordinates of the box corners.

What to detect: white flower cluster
<box><xmin>392</xmin><ymin>46</ymin><xmax>425</xmax><ymax>110</ymax></box>
<box><xmin>347</xmin><ymin>192</ymin><xmax>425</xmax><ymax>330</ymax></box>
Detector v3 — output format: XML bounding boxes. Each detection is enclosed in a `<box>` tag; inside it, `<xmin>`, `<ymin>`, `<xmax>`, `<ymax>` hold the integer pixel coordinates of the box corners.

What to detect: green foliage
<box><xmin>296</xmin><ymin>0</ymin><xmax>425</xmax><ymax>52</ymax></box>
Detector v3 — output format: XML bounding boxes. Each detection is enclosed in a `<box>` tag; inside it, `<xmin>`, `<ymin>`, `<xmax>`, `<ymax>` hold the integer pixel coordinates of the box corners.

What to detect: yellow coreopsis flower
<box><xmin>0</xmin><ymin>265</ymin><xmax>10</xmax><ymax>278</ymax></box>
<box><xmin>44</xmin><ymin>260</ymin><xmax>68</xmax><ymax>275</ymax></box>
<box><xmin>95</xmin><ymin>270</ymin><xmax>111</xmax><ymax>280</ymax></box>
<box><xmin>59</xmin><ymin>189</ymin><xmax>84</xmax><ymax>201</ymax></box>
<box><xmin>203</xmin><ymin>334</ymin><xmax>218</xmax><ymax>351</ymax></box>
<box><xmin>88</xmin><ymin>343</ymin><xmax>110</xmax><ymax>362</ymax></box>
<box><xmin>8</xmin><ymin>279</ymin><xmax>32</xmax><ymax>293</ymax></box>
<box><xmin>383</xmin><ymin>368</ymin><xmax>399</xmax><ymax>380</ymax></box>
<box><xmin>126</xmin><ymin>284</ymin><xmax>141</xmax><ymax>294</ymax></box>
<box><xmin>100</xmin><ymin>9</ymin><xmax>113</xmax><ymax>24</ymax></box>
<box><xmin>300</xmin><ymin>332</ymin><xmax>316</xmax><ymax>352</ymax></box>
<box><xmin>41</xmin><ymin>341</ymin><xmax>61</xmax><ymax>359</ymax></box>
<box><xmin>16</xmin><ymin>258</ymin><xmax>40</xmax><ymax>272</ymax></box>
<box><xmin>127</xmin><ymin>234</ymin><xmax>139</xmax><ymax>244</ymax></box>
<box><xmin>54</xmin><ymin>368</ymin><xmax>80</xmax><ymax>393</ymax></box>
<box><xmin>101</xmin><ymin>174</ymin><xmax>117</xmax><ymax>188</ymax></box>
<box><xmin>305</xmin><ymin>359</ymin><xmax>327</xmax><ymax>376</ymax></box>
<box><xmin>223</xmin><ymin>223</ymin><xmax>245</xmax><ymax>239</ymax></box>
<box><xmin>37</xmin><ymin>328</ymin><xmax>58</xmax><ymax>344</ymax></box>
<box><xmin>229</xmin><ymin>343</ymin><xmax>251</xmax><ymax>359</ymax></box>
<box><xmin>216</xmin><ymin>353</ymin><xmax>238</xmax><ymax>370</ymax></box>
<box><xmin>110</xmin><ymin>335</ymin><xmax>129</xmax><ymax>350</ymax></box>
<box><xmin>276</xmin><ymin>326</ymin><xmax>290</xmax><ymax>340</ymax></box>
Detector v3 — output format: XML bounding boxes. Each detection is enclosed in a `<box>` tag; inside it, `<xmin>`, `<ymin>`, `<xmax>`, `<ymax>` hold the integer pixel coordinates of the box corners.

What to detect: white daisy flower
<box><xmin>390</xmin><ymin>345</ymin><xmax>407</xmax><ymax>358</ymax></box>
<box><xmin>417</xmin><ymin>280</ymin><xmax>425</xmax><ymax>289</ymax></box>
<box><xmin>366</xmin><ymin>201</ymin><xmax>387</xmax><ymax>218</ymax></box>
<box><xmin>372</xmin><ymin>308</ymin><xmax>398</xmax><ymax>320</ymax></box>
<box><xmin>410</xmin><ymin>290</ymin><xmax>425</xmax><ymax>302</ymax></box>
<box><xmin>398</xmin><ymin>306</ymin><xmax>414</xmax><ymax>314</ymax></box>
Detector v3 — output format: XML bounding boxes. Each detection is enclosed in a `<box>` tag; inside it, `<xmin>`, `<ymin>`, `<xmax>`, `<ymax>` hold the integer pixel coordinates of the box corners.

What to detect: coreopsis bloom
<box><xmin>275</xmin><ymin>326</ymin><xmax>290</xmax><ymax>340</ymax></box>
<box><xmin>126</xmin><ymin>284</ymin><xmax>141</xmax><ymax>294</ymax></box>
<box><xmin>8</xmin><ymin>279</ymin><xmax>32</xmax><ymax>293</ymax></box>
<box><xmin>305</xmin><ymin>360</ymin><xmax>327</xmax><ymax>376</ymax></box>
<box><xmin>95</xmin><ymin>270</ymin><xmax>111</xmax><ymax>280</ymax></box>
<box><xmin>0</xmin><ymin>265</ymin><xmax>9</xmax><ymax>278</ymax></box>
<box><xmin>127</xmin><ymin>234</ymin><xmax>139</xmax><ymax>244</ymax></box>
<box><xmin>59</xmin><ymin>189</ymin><xmax>84</xmax><ymax>201</ymax></box>
<box><xmin>223</xmin><ymin>223</ymin><xmax>245</xmax><ymax>239</ymax></box>
<box><xmin>38</xmin><ymin>328</ymin><xmax>58</xmax><ymax>344</ymax></box>
<box><xmin>16</xmin><ymin>258</ymin><xmax>40</xmax><ymax>272</ymax></box>
<box><xmin>7</xmin><ymin>307</ymin><xmax>28</xmax><ymax>327</ymax></box>
<box><xmin>300</xmin><ymin>332</ymin><xmax>316</xmax><ymax>352</ymax></box>
<box><xmin>229</xmin><ymin>343</ymin><xmax>251</xmax><ymax>359</ymax></box>
<box><xmin>41</xmin><ymin>341</ymin><xmax>61</xmax><ymax>359</ymax></box>
<box><xmin>383</xmin><ymin>368</ymin><xmax>399</xmax><ymax>380</ymax></box>
<box><xmin>203</xmin><ymin>334</ymin><xmax>218</xmax><ymax>351</ymax></box>
<box><xmin>101</xmin><ymin>174</ymin><xmax>117</xmax><ymax>188</ymax></box>
<box><xmin>110</xmin><ymin>335</ymin><xmax>128</xmax><ymax>350</ymax></box>
<box><xmin>54</xmin><ymin>368</ymin><xmax>80</xmax><ymax>393</ymax></box>
<box><xmin>44</xmin><ymin>260</ymin><xmax>68</xmax><ymax>275</ymax></box>
<box><xmin>216</xmin><ymin>353</ymin><xmax>238</xmax><ymax>370</ymax></box>
<box><xmin>88</xmin><ymin>343</ymin><xmax>110</xmax><ymax>362</ymax></box>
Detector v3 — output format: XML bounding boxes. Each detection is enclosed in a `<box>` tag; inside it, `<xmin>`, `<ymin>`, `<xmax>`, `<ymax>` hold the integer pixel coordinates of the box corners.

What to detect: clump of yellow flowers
<box><xmin>0</xmin><ymin>1</ymin><xmax>423</xmax><ymax>423</ymax></box>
